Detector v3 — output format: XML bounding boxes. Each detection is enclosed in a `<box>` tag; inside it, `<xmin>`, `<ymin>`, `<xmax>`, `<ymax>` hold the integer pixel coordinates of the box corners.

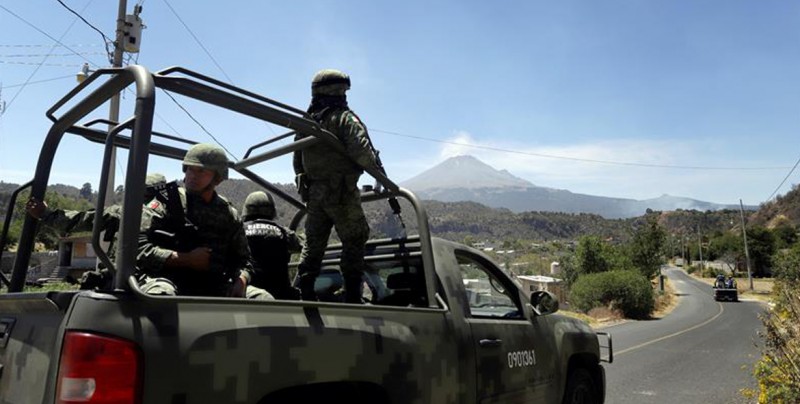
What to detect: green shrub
<box><xmin>569</xmin><ymin>270</ymin><xmax>654</xmax><ymax>319</ymax></box>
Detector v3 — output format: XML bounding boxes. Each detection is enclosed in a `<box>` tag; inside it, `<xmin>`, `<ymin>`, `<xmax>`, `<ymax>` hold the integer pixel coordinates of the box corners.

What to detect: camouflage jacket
<box><xmin>40</xmin><ymin>205</ymin><xmax>122</xmax><ymax>236</ymax></box>
<box><xmin>136</xmin><ymin>188</ymin><xmax>253</xmax><ymax>295</ymax></box>
<box><xmin>293</xmin><ymin>108</ymin><xmax>377</xmax><ymax>181</ymax></box>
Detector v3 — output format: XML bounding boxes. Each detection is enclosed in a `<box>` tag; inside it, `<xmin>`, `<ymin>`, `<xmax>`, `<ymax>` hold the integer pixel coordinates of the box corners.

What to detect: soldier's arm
<box><xmin>229</xmin><ymin>217</ymin><xmax>254</xmax><ymax>284</ymax></box>
<box><xmin>292</xmin><ymin>133</ymin><xmax>306</xmax><ymax>175</ymax></box>
<box><xmin>337</xmin><ymin>111</ymin><xmax>377</xmax><ymax>169</ymax></box>
<box><xmin>287</xmin><ymin>229</ymin><xmax>304</xmax><ymax>253</ymax></box>
<box><xmin>135</xmin><ymin>207</ymin><xmax>175</xmax><ymax>275</ymax></box>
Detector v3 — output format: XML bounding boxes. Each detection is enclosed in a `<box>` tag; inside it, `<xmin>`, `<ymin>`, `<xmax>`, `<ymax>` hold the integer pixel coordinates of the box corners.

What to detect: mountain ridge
<box><xmin>400</xmin><ymin>155</ymin><xmax>748</xmax><ymax>219</ymax></box>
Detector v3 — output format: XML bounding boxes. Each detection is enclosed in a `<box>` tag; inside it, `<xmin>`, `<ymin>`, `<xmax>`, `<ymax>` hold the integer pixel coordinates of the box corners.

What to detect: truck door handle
<box><xmin>479</xmin><ymin>338</ymin><xmax>502</xmax><ymax>347</ymax></box>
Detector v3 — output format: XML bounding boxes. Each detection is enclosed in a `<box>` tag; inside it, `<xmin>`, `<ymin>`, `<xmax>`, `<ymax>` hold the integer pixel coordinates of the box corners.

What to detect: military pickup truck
<box><xmin>0</xmin><ymin>66</ymin><xmax>611</xmax><ymax>404</ymax></box>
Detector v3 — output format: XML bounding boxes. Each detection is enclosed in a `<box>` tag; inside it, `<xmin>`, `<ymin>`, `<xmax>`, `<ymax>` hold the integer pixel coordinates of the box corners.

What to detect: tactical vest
<box><xmin>243</xmin><ymin>218</ymin><xmax>292</xmax><ymax>286</ymax></box>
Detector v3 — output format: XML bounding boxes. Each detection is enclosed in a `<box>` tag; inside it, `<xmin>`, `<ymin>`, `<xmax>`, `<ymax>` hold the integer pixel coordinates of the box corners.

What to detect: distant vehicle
<box><xmin>713</xmin><ymin>275</ymin><xmax>738</xmax><ymax>302</ymax></box>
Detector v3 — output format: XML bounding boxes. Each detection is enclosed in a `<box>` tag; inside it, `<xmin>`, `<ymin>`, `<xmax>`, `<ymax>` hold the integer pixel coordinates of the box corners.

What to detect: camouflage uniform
<box><xmin>35</xmin><ymin>173</ymin><xmax>166</xmax><ymax>289</ymax></box>
<box><xmin>293</xmin><ymin>69</ymin><xmax>377</xmax><ymax>302</ymax></box>
<box><xmin>137</xmin><ymin>187</ymin><xmax>271</xmax><ymax>298</ymax></box>
<box><xmin>242</xmin><ymin>191</ymin><xmax>303</xmax><ymax>300</ymax></box>
<box><xmin>136</xmin><ymin>144</ymin><xmax>271</xmax><ymax>299</ymax></box>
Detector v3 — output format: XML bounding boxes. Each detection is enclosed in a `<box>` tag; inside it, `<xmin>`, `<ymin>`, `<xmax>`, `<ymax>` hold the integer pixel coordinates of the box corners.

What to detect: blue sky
<box><xmin>1</xmin><ymin>1</ymin><xmax>799</xmax><ymax>206</ymax></box>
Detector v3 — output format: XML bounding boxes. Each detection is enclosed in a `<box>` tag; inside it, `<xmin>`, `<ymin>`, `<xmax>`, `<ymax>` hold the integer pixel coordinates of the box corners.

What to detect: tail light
<box><xmin>56</xmin><ymin>331</ymin><xmax>143</xmax><ymax>404</ymax></box>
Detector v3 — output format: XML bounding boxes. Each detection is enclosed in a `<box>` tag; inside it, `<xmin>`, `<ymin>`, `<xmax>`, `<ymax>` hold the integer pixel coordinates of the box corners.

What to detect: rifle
<box><xmin>148</xmin><ymin>181</ymin><xmax>201</xmax><ymax>254</ymax></box>
<box><xmin>373</xmin><ymin>150</ymin><xmax>405</xmax><ymax>231</ymax></box>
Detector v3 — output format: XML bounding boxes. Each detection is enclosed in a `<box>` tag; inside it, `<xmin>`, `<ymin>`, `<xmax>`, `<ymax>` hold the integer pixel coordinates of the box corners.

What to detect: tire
<box><xmin>563</xmin><ymin>367</ymin><xmax>598</xmax><ymax>404</ymax></box>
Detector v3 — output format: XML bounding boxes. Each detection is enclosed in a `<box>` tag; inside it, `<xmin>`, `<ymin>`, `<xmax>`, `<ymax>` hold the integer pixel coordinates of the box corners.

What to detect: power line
<box><xmin>0</xmin><ymin>43</ymin><xmax>101</xmax><ymax>48</ymax></box>
<box><xmin>0</xmin><ymin>52</ymin><xmax>104</xmax><ymax>58</ymax></box>
<box><xmin>55</xmin><ymin>0</ymin><xmax>113</xmax><ymax>64</ymax></box>
<box><xmin>161</xmin><ymin>0</ymin><xmax>234</xmax><ymax>84</ymax></box>
<box><xmin>0</xmin><ymin>61</ymin><xmax>84</xmax><ymax>67</ymax></box>
<box><xmin>160</xmin><ymin>89</ymin><xmax>237</xmax><ymax>160</ymax></box>
<box><xmin>371</xmin><ymin>128</ymin><xmax>793</xmax><ymax>171</ymax></box>
<box><xmin>0</xmin><ymin>5</ymin><xmax>101</xmax><ymax>68</ymax></box>
<box><xmin>0</xmin><ymin>2</ymin><xmax>98</xmax><ymax>113</ymax></box>
<box><xmin>2</xmin><ymin>75</ymin><xmax>73</xmax><ymax>88</ymax></box>
<box><xmin>766</xmin><ymin>154</ymin><xmax>800</xmax><ymax>201</ymax></box>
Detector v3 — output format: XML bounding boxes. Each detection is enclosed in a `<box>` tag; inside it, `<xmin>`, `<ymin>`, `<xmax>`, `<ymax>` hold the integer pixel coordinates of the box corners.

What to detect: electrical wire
<box><xmin>2</xmin><ymin>75</ymin><xmax>74</xmax><ymax>88</ymax></box>
<box><xmin>371</xmin><ymin>128</ymin><xmax>792</xmax><ymax>171</ymax></box>
<box><xmin>161</xmin><ymin>0</ymin><xmax>234</xmax><ymax>84</ymax></box>
<box><xmin>0</xmin><ymin>3</ymin><xmax>99</xmax><ymax>113</ymax></box>
<box><xmin>160</xmin><ymin>89</ymin><xmax>238</xmax><ymax>160</ymax></box>
<box><xmin>0</xmin><ymin>52</ymin><xmax>104</xmax><ymax>58</ymax></box>
<box><xmin>55</xmin><ymin>0</ymin><xmax>113</xmax><ymax>64</ymax></box>
<box><xmin>0</xmin><ymin>61</ymin><xmax>84</xmax><ymax>67</ymax></box>
<box><xmin>766</xmin><ymin>154</ymin><xmax>800</xmax><ymax>201</ymax></box>
<box><xmin>0</xmin><ymin>5</ymin><xmax>101</xmax><ymax>68</ymax></box>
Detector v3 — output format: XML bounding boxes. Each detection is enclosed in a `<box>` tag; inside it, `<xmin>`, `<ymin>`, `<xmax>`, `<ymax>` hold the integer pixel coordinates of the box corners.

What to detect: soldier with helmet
<box><xmin>293</xmin><ymin>69</ymin><xmax>378</xmax><ymax>303</ymax></box>
<box><xmin>241</xmin><ymin>191</ymin><xmax>303</xmax><ymax>300</ymax></box>
<box><xmin>136</xmin><ymin>143</ymin><xmax>272</xmax><ymax>299</ymax></box>
<box><xmin>25</xmin><ymin>172</ymin><xmax>167</xmax><ymax>290</ymax></box>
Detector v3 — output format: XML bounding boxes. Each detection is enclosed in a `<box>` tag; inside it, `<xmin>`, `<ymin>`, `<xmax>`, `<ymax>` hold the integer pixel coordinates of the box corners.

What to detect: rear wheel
<box><xmin>563</xmin><ymin>367</ymin><xmax>598</xmax><ymax>404</ymax></box>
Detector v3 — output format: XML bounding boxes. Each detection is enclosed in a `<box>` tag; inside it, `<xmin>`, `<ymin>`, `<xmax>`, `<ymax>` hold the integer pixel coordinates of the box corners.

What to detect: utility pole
<box><xmin>739</xmin><ymin>199</ymin><xmax>754</xmax><ymax>291</ymax></box>
<box><xmin>697</xmin><ymin>227</ymin><xmax>704</xmax><ymax>274</ymax></box>
<box><xmin>104</xmin><ymin>0</ymin><xmax>127</xmax><ymax>207</ymax></box>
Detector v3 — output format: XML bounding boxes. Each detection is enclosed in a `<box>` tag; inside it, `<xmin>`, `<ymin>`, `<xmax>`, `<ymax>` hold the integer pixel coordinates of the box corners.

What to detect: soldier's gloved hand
<box><xmin>181</xmin><ymin>247</ymin><xmax>212</xmax><ymax>271</ymax></box>
<box><xmin>25</xmin><ymin>197</ymin><xmax>48</xmax><ymax>219</ymax></box>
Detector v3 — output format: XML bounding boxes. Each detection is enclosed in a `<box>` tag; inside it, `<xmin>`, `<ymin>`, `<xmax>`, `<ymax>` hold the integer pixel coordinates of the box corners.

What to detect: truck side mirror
<box><xmin>530</xmin><ymin>290</ymin><xmax>559</xmax><ymax>315</ymax></box>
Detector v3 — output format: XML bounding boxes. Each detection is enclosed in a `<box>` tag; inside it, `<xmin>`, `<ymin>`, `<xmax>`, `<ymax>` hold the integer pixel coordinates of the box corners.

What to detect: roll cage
<box><xmin>0</xmin><ymin>65</ymin><xmax>436</xmax><ymax>307</ymax></box>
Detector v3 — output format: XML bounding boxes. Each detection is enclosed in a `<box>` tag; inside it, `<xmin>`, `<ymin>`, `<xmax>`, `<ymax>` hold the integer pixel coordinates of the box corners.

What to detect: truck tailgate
<box><xmin>0</xmin><ymin>291</ymin><xmax>76</xmax><ymax>404</ymax></box>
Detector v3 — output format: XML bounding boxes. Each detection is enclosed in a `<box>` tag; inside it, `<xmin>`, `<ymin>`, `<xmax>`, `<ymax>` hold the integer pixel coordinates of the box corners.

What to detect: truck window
<box><xmin>456</xmin><ymin>253</ymin><xmax>523</xmax><ymax>319</ymax></box>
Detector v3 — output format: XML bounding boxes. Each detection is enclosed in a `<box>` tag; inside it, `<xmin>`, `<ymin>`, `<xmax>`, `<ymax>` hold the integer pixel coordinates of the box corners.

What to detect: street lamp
<box><xmin>76</xmin><ymin>63</ymin><xmax>92</xmax><ymax>83</ymax></box>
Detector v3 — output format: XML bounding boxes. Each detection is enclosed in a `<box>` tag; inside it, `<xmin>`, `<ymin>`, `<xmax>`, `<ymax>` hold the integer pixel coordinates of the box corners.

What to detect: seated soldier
<box><xmin>25</xmin><ymin>173</ymin><xmax>166</xmax><ymax>290</ymax></box>
<box><xmin>136</xmin><ymin>144</ymin><xmax>272</xmax><ymax>299</ymax></box>
<box><xmin>241</xmin><ymin>191</ymin><xmax>303</xmax><ymax>300</ymax></box>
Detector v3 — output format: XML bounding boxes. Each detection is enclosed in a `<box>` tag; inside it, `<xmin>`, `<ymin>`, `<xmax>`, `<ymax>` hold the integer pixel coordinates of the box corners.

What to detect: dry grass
<box><xmin>652</xmin><ymin>279</ymin><xmax>678</xmax><ymax>319</ymax></box>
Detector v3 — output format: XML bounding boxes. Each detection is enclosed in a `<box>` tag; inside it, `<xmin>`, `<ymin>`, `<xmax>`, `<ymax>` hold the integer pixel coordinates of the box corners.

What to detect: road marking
<box><xmin>614</xmin><ymin>280</ymin><xmax>725</xmax><ymax>357</ymax></box>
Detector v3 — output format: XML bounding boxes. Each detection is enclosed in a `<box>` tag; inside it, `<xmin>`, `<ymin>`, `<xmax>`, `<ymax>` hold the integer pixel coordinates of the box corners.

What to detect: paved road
<box><xmin>600</xmin><ymin>266</ymin><xmax>765</xmax><ymax>404</ymax></box>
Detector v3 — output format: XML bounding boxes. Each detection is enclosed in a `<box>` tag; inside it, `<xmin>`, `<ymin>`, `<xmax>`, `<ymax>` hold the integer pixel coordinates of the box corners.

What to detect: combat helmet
<box><xmin>311</xmin><ymin>69</ymin><xmax>351</xmax><ymax>96</ymax></box>
<box><xmin>182</xmin><ymin>143</ymin><xmax>228</xmax><ymax>180</ymax></box>
<box><xmin>242</xmin><ymin>191</ymin><xmax>276</xmax><ymax>221</ymax></box>
<box><xmin>143</xmin><ymin>172</ymin><xmax>167</xmax><ymax>201</ymax></box>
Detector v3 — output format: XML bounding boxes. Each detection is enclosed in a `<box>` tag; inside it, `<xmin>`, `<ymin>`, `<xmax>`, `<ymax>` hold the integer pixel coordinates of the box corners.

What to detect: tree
<box><xmin>746</xmin><ymin>226</ymin><xmax>776</xmax><ymax>277</ymax></box>
<box><xmin>562</xmin><ymin>236</ymin><xmax>619</xmax><ymax>285</ymax></box>
<box><xmin>628</xmin><ymin>215</ymin><xmax>666</xmax><ymax>279</ymax></box>
<box><xmin>708</xmin><ymin>232</ymin><xmax>743</xmax><ymax>274</ymax></box>
<box><xmin>79</xmin><ymin>182</ymin><xmax>93</xmax><ymax>201</ymax></box>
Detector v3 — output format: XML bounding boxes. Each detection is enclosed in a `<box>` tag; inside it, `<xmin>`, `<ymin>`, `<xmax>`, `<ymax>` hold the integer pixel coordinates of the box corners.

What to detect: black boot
<box><xmin>344</xmin><ymin>275</ymin><xmax>363</xmax><ymax>304</ymax></box>
<box><xmin>298</xmin><ymin>274</ymin><xmax>317</xmax><ymax>301</ymax></box>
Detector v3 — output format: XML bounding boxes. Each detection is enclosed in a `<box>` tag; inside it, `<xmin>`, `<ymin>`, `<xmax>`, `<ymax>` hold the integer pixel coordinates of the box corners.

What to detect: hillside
<box><xmin>1</xmin><ymin>178</ymin><xmax>758</xmax><ymax>250</ymax></box>
<box><xmin>751</xmin><ymin>184</ymin><xmax>800</xmax><ymax>228</ymax></box>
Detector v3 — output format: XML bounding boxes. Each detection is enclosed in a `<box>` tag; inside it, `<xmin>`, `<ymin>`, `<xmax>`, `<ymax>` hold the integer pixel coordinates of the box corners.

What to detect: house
<box><xmin>516</xmin><ymin>274</ymin><xmax>566</xmax><ymax>304</ymax></box>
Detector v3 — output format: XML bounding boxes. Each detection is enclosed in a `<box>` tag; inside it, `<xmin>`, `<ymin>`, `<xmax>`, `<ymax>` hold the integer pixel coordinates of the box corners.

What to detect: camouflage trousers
<box><xmin>298</xmin><ymin>178</ymin><xmax>369</xmax><ymax>279</ymax></box>
<box><xmin>139</xmin><ymin>276</ymin><xmax>274</xmax><ymax>300</ymax></box>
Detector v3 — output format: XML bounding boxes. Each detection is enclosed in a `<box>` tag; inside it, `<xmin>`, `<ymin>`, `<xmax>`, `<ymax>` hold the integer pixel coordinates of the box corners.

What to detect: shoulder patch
<box><xmin>149</xmin><ymin>200</ymin><xmax>161</xmax><ymax>209</ymax></box>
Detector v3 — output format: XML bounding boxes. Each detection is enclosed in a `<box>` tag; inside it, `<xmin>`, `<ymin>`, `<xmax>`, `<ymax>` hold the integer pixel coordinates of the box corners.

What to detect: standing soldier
<box><xmin>241</xmin><ymin>191</ymin><xmax>303</xmax><ymax>300</ymax></box>
<box><xmin>136</xmin><ymin>144</ymin><xmax>271</xmax><ymax>299</ymax></box>
<box><xmin>293</xmin><ymin>69</ymin><xmax>378</xmax><ymax>303</ymax></box>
